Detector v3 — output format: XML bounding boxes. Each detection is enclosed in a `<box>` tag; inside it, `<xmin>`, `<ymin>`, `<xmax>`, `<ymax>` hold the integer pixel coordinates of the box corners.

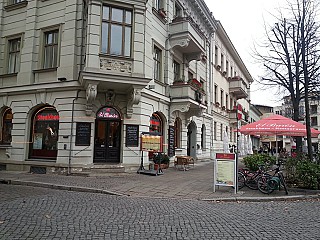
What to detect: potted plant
<box><xmin>153</xmin><ymin>153</ymin><xmax>170</xmax><ymax>169</ymax></box>
<box><xmin>158</xmin><ymin>8</ymin><xmax>166</xmax><ymax>18</ymax></box>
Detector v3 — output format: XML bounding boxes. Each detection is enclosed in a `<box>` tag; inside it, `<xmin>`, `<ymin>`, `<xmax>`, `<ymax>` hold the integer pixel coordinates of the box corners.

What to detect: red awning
<box><xmin>239</xmin><ymin>114</ymin><xmax>320</xmax><ymax>137</ymax></box>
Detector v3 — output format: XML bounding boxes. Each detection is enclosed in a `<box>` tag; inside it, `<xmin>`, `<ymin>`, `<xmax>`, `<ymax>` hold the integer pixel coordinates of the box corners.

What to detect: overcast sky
<box><xmin>204</xmin><ymin>0</ymin><xmax>287</xmax><ymax>107</ymax></box>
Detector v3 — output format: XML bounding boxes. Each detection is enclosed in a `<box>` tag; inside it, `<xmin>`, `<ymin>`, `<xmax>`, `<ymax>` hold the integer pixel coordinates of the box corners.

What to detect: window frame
<box><xmin>40</xmin><ymin>26</ymin><xmax>61</xmax><ymax>70</ymax></box>
<box><xmin>7</xmin><ymin>37</ymin><xmax>21</xmax><ymax>74</ymax></box>
<box><xmin>153</xmin><ymin>45</ymin><xmax>162</xmax><ymax>81</ymax></box>
<box><xmin>101</xmin><ymin>5</ymin><xmax>133</xmax><ymax>57</ymax></box>
<box><xmin>173</xmin><ymin>60</ymin><xmax>181</xmax><ymax>82</ymax></box>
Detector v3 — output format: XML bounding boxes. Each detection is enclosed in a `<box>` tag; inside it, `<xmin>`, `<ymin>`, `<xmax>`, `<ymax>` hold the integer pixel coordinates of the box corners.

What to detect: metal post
<box><xmin>235</xmin><ymin>103</ymin><xmax>239</xmax><ymax>194</ymax></box>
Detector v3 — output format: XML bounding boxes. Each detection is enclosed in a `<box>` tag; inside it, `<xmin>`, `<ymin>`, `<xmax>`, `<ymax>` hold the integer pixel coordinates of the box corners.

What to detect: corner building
<box><xmin>0</xmin><ymin>0</ymin><xmax>252</xmax><ymax>173</ymax></box>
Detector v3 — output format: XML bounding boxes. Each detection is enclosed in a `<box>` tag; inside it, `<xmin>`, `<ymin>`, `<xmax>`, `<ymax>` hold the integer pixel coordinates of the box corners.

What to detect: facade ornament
<box><xmin>126</xmin><ymin>88</ymin><xmax>141</xmax><ymax>118</ymax></box>
<box><xmin>169</xmin><ymin>37</ymin><xmax>191</xmax><ymax>50</ymax></box>
<box><xmin>85</xmin><ymin>83</ymin><xmax>97</xmax><ymax>116</ymax></box>
<box><xmin>170</xmin><ymin>103</ymin><xmax>191</xmax><ymax>115</ymax></box>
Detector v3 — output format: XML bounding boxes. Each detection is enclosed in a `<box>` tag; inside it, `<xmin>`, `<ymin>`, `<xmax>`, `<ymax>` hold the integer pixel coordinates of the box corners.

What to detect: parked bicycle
<box><xmin>257</xmin><ymin>162</ymin><xmax>288</xmax><ymax>195</ymax></box>
<box><xmin>239</xmin><ymin>165</ymin><xmax>266</xmax><ymax>190</ymax></box>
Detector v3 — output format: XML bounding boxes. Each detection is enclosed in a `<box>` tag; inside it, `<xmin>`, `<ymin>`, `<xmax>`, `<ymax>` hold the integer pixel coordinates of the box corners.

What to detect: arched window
<box><xmin>201</xmin><ymin>124</ymin><xmax>206</xmax><ymax>149</ymax></box>
<box><xmin>149</xmin><ymin>113</ymin><xmax>163</xmax><ymax>134</ymax></box>
<box><xmin>29</xmin><ymin>106</ymin><xmax>59</xmax><ymax>160</ymax></box>
<box><xmin>174</xmin><ymin>117</ymin><xmax>181</xmax><ymax>148</ymax></box>
<box><xmin>1</xmin><ymin>108</ymin><xmax>13</xmax><ymax>145</ymax></box>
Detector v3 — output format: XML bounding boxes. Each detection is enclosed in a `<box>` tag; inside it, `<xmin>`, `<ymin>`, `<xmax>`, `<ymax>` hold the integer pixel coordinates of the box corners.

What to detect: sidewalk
<box><xmin>1</xmin><ymin>160</ymin><xmax>319</xmax><ymax>202</ymax></box>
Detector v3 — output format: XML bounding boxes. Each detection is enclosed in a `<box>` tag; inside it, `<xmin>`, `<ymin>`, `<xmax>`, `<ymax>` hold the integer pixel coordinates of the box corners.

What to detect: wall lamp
<box><xmin>58</xmin><ymin>77</ymin><xmax>67</xmax><ymax>82</ymax></box>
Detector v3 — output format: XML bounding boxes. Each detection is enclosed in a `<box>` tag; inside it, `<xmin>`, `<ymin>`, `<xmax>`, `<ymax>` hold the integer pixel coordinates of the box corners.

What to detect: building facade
<box><xmin>0</xmin><ymin>0</ymin><xmax>252</xmax><ymax>173</ymax></box>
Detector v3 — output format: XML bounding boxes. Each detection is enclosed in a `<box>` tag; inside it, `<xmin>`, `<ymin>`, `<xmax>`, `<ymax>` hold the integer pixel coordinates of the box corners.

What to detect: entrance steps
<box><xmin>85</xmin><ymin>164</ymin><xmax>126</xmax><ymax>176</ymax></box>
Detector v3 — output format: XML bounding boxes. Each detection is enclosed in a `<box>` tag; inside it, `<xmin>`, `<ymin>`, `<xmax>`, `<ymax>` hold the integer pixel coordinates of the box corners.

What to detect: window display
<box><xmin>30</xmin><ymin>107</ymin><xmax>59</xmax><ymax>160</ymax></box>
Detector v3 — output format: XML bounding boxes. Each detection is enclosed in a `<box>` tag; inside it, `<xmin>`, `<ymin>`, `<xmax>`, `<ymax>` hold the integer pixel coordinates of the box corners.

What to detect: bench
<box><xmin>174</xmin><ymin>156</ymin><xmax>195</xmax><ymax>171</ymax></box>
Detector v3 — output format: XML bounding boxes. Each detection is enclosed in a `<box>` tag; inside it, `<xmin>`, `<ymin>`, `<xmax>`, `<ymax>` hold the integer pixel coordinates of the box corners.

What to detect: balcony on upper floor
<box><xmin>228</xmin><ymin>76</ymin><xmax>248</xmax><ymax>99</ymax></box>
<box><xmin>169</xmin><ymin>16</ymin><xmax>206</xmax><ymax>62</ymax></box>
<box><xmin>169</xmin><ymin>79</ymin><xmax>207</xmax><ymax>118</ymax></box>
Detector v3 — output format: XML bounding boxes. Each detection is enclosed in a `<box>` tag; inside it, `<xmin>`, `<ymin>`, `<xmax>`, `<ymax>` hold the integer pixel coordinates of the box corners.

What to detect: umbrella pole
<box><xmin>276</xmin><ymin>135</ymin><xmax>278</xmax><ymax>164</ymax></box>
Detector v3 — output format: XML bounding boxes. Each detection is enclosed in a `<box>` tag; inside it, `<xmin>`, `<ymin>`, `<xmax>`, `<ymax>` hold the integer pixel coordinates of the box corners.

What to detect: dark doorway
<box><xmin>94</xmin><ymin>107</ymin><xmax>121</xmax><ymax>163</ymax></box>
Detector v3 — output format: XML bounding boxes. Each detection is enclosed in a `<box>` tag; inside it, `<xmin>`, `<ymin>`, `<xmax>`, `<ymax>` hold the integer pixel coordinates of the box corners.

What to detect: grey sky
<box><xmin>204</xmin><ymin>0</ymin><xmax>286</xmax><ymax>107</ymax></box>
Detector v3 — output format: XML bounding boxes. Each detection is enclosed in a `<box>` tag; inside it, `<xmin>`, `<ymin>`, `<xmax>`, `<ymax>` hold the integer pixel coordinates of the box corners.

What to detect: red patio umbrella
<box><xmin>239</xmin><ymin>114</ymin><xmax>320</xmax><ymax>137</ymax></box>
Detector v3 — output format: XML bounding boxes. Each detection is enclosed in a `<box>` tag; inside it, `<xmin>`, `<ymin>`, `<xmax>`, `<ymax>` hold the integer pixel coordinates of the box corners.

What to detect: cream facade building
<box><xmin>0</xmin><ymin>0</ymin><xmax>252</xmax><ymax>173</ymax></box>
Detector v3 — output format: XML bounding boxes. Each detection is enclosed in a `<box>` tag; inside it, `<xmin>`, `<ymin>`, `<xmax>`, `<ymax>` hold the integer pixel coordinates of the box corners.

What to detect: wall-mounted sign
<box><xmin>75</xmin><ymin>122</ymin><xmax>91</xmax><ymax>146</ymax></box>
<box><xmin>125</xmin><ymin>124</ymin><xmax>139</xmax><ymax>147</ymax></box>
<box><xmin>36</xmin><ymin>114</ymin><xmax>59</xmax><ymax>121</ymax></box>
<box><xmin>168</xmin><ymin>126</ymin><xmax>175</xmax><ymax>157</ymax></box>
<box><xmin>96</xmin><ymin>107</ymin><xmax>120</xmax><ymax>119</ymax></box>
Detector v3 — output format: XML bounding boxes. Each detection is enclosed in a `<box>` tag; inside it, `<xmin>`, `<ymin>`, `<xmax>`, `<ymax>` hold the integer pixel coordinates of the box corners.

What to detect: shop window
<box><xmin>149</xmin><ymin>113</ymin><xmax>163</xmax><ymax>135</ymax></box>
<box><xmin>174</xmin><ymin>117</ymin><xmax>181</xmax><ymax>148</ymax></box>
<box><xmin>1</xmin><ymin>108</ymin><xmax>13</xmax><ymax>145</ymax></box>
<box><xmin>29</xmin><ymin>107</ymin><xmax>59</xmax><ymax>160</ymax></box>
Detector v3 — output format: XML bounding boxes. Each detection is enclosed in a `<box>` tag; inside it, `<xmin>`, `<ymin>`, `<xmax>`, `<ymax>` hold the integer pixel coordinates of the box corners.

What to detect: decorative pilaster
<box><xmin>126</xmin><ymin>88</ymin><xmax>141</xmax><ymax>118</ymax></box>
<box><xmin>86</xmin><ymin>83</ymin><xmax>97</xmax><ymax>116</ymax></box>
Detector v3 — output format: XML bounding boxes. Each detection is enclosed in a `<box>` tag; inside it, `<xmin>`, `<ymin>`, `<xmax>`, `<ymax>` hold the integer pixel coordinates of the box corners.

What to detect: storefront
<box><xmin>94</xmin><ymin>106</ymin><xmax>121</xmax><ymax>163</ymax></box>
<box><xmin>29</xmin><ymin>106</ymin><xmax>59</xmax><ymax>160</ymax></box>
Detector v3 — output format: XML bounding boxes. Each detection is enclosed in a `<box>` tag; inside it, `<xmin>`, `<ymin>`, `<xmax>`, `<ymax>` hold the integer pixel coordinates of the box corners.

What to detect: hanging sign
<box><xmin>141</xmin><ymin>135</ymin><xmax>162</xmax><ymax>152</ymax></box>
<box><xmin>168</xmin><ymin>126</ymin><xmax>175</xmax><ymax>157</ymax></box>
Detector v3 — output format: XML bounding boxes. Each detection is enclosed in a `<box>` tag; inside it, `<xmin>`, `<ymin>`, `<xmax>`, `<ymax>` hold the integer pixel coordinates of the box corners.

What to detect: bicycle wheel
<box><xmin>278</xmin><ymin>172</ymin><xmax>289</xmax><ymax>195</ymax></box>
<box><xmin>238</xmin><ymin>172</ymin><xmax>246</xmax><ymax>190</ymax></box>
<box><xmin>257</xmin><ymin>175</ymin><xmax>274</xmax><ymax>194</ymax></box>
<box><xmin>245</xmin><ymin>175</ymin><xmax>259</xmax><ymax>190</ymax></box>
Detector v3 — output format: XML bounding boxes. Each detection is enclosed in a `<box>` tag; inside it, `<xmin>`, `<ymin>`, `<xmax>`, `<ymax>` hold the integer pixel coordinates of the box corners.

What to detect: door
<box><xmin>187</xmin><ymin>121</ymin><xmax>197</xmax><ymax>158</ymax></box>
<box><xmin>94</xmin><ymin>120</ymin><xmax>121</xmax><ymax>163</ymax></box>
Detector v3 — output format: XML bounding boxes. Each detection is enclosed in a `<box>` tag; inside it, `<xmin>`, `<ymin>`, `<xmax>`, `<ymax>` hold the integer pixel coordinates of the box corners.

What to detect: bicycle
<box><xmin>239</xmin><ymin>165</ymin><xmax>266</xmax><ymax>190</ymax></box>
<box><xmin>257</xmin><ymin>162</ymin><xmax>288</xmax><ymax>195</ymax></box>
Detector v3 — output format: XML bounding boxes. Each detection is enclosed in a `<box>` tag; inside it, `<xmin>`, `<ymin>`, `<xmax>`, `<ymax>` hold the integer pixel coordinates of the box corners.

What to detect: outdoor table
<box><xmin>174</xmin><ymin>156</ymin><xmax>194</xmax><ymax>171</ymax></box>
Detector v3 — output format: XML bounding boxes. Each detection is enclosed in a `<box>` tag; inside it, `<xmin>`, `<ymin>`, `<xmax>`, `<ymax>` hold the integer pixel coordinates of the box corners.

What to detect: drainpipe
<box><xmin>68</xmin><ymin>90</ymin><xmax>81</xmax><ymax>175</ymax></box>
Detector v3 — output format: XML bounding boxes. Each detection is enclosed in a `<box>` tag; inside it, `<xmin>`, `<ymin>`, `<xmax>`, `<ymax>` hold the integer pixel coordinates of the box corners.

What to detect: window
<box><xmin>226</xmin><ymin>94</ymin><xmax>228</xmax><ymax>109</ymax></box>
<box><xmin>220</xmin><ymin>89</ymin><xmax>224</xmax><ymax>105</ymax></box>
<box><xmin>154</xmin><ymin>0</ymin><xmax>163</xmax><ymax>10</ymax></box>
<box><xmin>226</xmin><ymin>60</ymin><xmax>229</xmax><ymax>76</ymax></box>
<box><xmin>1</xmin><ymin>108</ymin><xmax>13</xmax><ymax>145</ymax></box>
<box><xmin>311</xmin><ymin>105</ymin><xmax>317</xmax><ymax>114</ymax></box>
<box><xmin>214</xmin><ymin>46</ymin><xmax>218</xmax><ymax>66</ymax></box>
<box><xmin>8</xmin><ymin>38</ymin><xmax>21</xmax><ymax>73</ymax></box>
<box><xmin>101</xmin><ymin>6</ymin><xmax>132</xmax><ymax>57</ymax></box>
<box><xmin>43</xmin><ymin>30</ymin><xmax>59</xmax><ymax>69</ymax></box>
<box><xmin>173</xmin><ymin>60</ymin><xmax>180</xmax><ymax>82</ymax></box>
<box><xmin>230</xmin><ymin>127</ymin><xmax>232</xmax><ymax>142</ymax></box>
<box><xmin>174</xmin><ymin>3</ymin><xmax>182</xmax><ymax>17</ymax></box>
<box><xmin>174</xmin><ymin>118</ymin><xmax>181</xmax><ymax>148</ymax></box>
<box><xmin>154</xmin><ymin>46</ymin><xmax>162</xmax><ymax>81</ymax></box>
<box><xmin>220</xmin><ymin>54</ymin><xmax>224</xmax><ymax>70</ymax></box>
<box><xmin>220</xmin><ymin>124</ymin><xmax>223</xmax><ymax>141</ymax></box>
<box><xmin>201</xmin><ymin>124</ymin><xmax>206</xmax><ymax>149</ymax></box>
<box><xmin>29</xmin><ymin>106</ymin><xmax>59</xmax><ymax>160</ymax></box>
<box><xmin>150</xmin><ymin>113</ymin><xmax>163</xmax><ymax>134</ymax></box>
<box><xmin>214</xmin><ymin>122</ymin><xmax>217</xmax><ymax>140</ymax></box>
<box><xmin>311</xmin><ymin>117</ymin><xmax>318</xmax><ymax>126</ymax></box>
<box><xmin>214</xmin><ymin>85</ymin><xmax>218</xmax><ymax>103</ymax></box>
<box><xmin>230</xmin><ymin>66</ymin><xmax>233</xmax><ymax>77</ymax></box>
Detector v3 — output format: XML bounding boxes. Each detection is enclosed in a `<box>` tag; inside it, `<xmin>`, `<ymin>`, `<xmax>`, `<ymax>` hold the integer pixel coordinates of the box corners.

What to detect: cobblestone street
<box><xmin>1</xmin><ymin>184</ymin><xmax>320</xmax><ymax>240</ymax></box>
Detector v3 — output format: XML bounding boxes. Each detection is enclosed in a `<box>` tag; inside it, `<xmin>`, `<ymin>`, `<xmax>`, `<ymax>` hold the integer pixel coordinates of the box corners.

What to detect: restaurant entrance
<box><xmin>94</xmin><ymin>107</ymin><xmax>121</xmax><ymax>163</ymax></box>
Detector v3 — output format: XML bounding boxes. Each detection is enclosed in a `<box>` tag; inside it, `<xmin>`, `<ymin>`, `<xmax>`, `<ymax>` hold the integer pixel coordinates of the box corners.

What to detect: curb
<box><xmin>0</xmin><ymin>179</ymin><xmax>130</xmax><ymax>197</ymax></box>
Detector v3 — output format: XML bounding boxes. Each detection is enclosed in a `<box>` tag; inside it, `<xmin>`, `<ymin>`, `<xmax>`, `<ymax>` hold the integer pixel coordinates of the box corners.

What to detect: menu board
<box><xmin>75</xmin><ymin>122</ymin><xmax>91</xmax><ymax>146</ymax></box>
<box><xmin>168</xmin><ymin>126</ymin><xmax>175</xmax><ymax>157</ymax></box>
<box><xmin>125</xmin><ymin>124</ymin><xmax>139</xmax><ymax>147</ymax></box>
<box><xmin>215</xmin><ymin>153</ymin><xmax>236</xmax><ymax>187</ymax></box>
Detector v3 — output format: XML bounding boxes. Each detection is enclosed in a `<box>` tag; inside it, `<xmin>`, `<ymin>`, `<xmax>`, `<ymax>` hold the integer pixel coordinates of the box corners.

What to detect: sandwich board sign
<box><xmin>213</xmin><ymin>153</ymin><xmax>236</xmax><ymax>193</ymax></box>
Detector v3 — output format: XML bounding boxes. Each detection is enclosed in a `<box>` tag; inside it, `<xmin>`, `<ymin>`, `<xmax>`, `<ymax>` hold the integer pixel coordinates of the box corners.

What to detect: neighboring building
<box><xmin>0</xmin><ymin>0</ymin><xmax>252</xmax><ymax>173</ymax></box>
<box><xmin>249</xmin><ymin>104</ymin><xmax>263</xmax><ymax>151</ymax></box>
<box><xmin>274</xmin><ymin>95</ymin><xmax>320</xmax><ymax>152</ymax></box>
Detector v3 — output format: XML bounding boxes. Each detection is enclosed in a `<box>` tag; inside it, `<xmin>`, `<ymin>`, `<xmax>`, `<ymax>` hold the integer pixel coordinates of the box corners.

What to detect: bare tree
<box><xmin>254</xmin><ymin>0</ymin><xmax>320</xmax><ymax>157</ymax></box>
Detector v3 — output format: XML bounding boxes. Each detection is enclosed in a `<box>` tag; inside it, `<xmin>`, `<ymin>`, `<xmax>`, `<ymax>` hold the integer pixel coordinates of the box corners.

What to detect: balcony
<box><xmin>169</xmin><ymin>80</ymin><xmax>207</xmax><ymax>118</ymax></box>
<box><xmin>169</xmin><ymin>17</ymin><xmax>205</xmax><ymax>61</ymax></box>
<box><xmin>229</xmin><ymin>109</ymin><xmax>249</xmax><ymax>124</ymax></box>
<box><xmin>228</xmin><ymin>76</ymin><xmax>248</xmax><ymax>99</ymax></box>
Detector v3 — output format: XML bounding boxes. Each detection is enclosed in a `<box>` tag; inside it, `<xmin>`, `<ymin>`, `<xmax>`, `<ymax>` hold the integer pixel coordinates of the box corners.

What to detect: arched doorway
<box><xmin>94</xmin><ymin>107</ymin><xmax>121</xmax><ymax>163</ymax></box>
<box><xmin>187</xmin><ymin>121</ymin><xmax>197</xmax><ymax>158</ymax></box>
<box><xmin>29</xmin><ymin>106</ymin><xmax>59</xmax><ymax>160</ymax></box>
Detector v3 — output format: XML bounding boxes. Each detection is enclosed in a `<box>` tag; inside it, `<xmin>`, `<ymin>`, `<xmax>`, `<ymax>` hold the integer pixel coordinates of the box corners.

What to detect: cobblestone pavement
<box><xmin>1</xmin><ymin>184</ymin><xmax>320</xmax><ymax>240</ymax></box>
<box><xmin>1</xmin><ymin>161</ymin><xmax>319</xmax><ymax>201</ymax></box>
